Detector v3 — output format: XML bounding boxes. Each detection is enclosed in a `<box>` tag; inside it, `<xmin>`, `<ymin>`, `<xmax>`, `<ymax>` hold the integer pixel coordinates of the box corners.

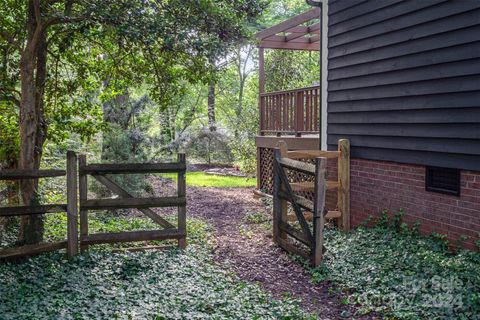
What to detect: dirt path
<box><xmin>185</xmin><ymin>186</ymin><xmax>380</xmax><ymax>319</ymax></box>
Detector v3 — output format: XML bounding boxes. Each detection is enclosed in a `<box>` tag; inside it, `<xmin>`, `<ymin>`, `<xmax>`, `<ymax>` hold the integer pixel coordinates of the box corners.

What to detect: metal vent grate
<box><xmin>426</xmin><ymin>166</ymin><xmax>460</xmax><ymax>196</ymax></box>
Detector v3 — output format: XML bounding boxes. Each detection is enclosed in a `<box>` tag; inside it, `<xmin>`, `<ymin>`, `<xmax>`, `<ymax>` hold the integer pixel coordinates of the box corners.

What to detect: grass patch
<box><xmin>161</xmin><ymin>171</ymin><xmax>256</xmax><ymax>188</ymax></box>
<box><xmin>304</xmin><ymin>213</ymin><xmax>480</xmax><ymax>319</ymax></box>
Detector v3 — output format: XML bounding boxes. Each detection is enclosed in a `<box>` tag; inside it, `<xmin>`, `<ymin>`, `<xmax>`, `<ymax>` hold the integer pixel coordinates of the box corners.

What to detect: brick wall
<box><xmin>349</xmin><ymin>158</ymin><xmax>480</xmax><ymax>251</ymax></box>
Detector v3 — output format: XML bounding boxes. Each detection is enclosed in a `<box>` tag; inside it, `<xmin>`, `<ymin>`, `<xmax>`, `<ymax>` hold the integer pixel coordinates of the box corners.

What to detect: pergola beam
<box><xmin>264</xmin><ymin>35</ymin><xmax>320</xmax><ymax>44</ymax></box>
<box><xmin>285</xmin><ymin>25</ymin><xmax>320</xmax><ymax>34</ymax></box>
<box><xmin>285</xmin><ymin>22</ymin><xmax>321</xmax><ymax>41</ymax></box>
<box><xmin>256</xmin><ymin>8</ymin><xmax>321</xmax><ymax>40</ymax></box>
<box><xmin>259</xmin><ymin>41</ymin><xmax>320</xmax><ymax>51</ymax></box>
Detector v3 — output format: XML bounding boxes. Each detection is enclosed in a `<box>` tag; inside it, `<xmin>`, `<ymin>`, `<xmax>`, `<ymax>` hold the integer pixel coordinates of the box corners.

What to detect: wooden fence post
<box><xmin>66</xmin><ymin>151</ymin><xmax>78</xmax><ymax>257</ymax></box>
<box><xmin>78</xmin><ymin>154</ymin><xmax>89</xmax><ymax>252</ymax></box>
<box><xmin>177</xmin><ymin>153</ymin><xmax>187</xmax><ymax>249</ymax></box>
<box><xmin>272</xmin><ymin>148</ymin><xmax>282</xmax><ymax>243</ymax></box>
<box><xmin>313</xmin><ymin>157</ymin><xmax>327</xmax><ymax>266</ymax></box>
<box><xmin>337</xmin><ymin>139</ymin><xmax>350</xmax><ymax>232</ymax></box>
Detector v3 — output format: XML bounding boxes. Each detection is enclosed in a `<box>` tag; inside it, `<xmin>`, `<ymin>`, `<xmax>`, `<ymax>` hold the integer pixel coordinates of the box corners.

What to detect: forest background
<box><xmin>0</xmin><ymin>0</ymin><xmax>319</xmax><ymax>245</ymax></box>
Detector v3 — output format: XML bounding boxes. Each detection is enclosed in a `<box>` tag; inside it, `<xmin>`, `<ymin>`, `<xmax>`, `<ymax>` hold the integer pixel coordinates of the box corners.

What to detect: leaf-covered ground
<box><xmin>182</xmin><ymin>186</ymin><xmax>376</xmax><ymax>319</ymax></box>
<box><xmin>0</xmin><ymin>248</ymin><xmax>314</xmax><ymax>320</ymax></box>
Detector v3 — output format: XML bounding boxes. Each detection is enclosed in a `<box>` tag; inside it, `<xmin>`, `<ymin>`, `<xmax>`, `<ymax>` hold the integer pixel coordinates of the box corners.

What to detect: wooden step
<box><xmin>290</xmin><ymin>180</ymin><xmax>339</xmax><ymax>192</ymax></box>
<box><xmin>325</xmin><ymin>210</ymin><xmax>341</xmax><ymax>219</ymax></box>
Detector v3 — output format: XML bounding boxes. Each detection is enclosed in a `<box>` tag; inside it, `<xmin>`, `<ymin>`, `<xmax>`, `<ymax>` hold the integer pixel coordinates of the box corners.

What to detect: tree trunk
<box><xmin>208</xmin><ymin>80</ymin><xmax>216</xmax><ymax>132</ymax></box>
<box><xmin>18</xmin><ymin>2</ymin><xmax>48</xmax><ymax>245</ymax></box>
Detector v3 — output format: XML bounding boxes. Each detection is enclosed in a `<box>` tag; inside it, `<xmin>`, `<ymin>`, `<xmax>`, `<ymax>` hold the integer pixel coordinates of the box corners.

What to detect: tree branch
<box><xmin>0</xmin><ymin>88</ymin><xmax>21</xmax><ymax>107</ymax></box>
<box><xmin>0</xmin><ymin>30</ymin><xmax>22</xmax><ymax>51</ymax></box>
<box><xmin>33</xmin><ymin>0</ymin><xmax>42</xmax><ymax>27</ymax></box>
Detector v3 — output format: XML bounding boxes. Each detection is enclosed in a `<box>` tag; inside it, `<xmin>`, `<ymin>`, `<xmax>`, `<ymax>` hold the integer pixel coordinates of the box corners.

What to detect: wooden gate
<box><xmin>273</xmin><ymin>140</ymin><xmax>350</xmax><ymax>266</ymax></box>
<box><xmin>78</xmin><ymin>154</ymin><xmax>187</xmax><ymax>251</ymax></box>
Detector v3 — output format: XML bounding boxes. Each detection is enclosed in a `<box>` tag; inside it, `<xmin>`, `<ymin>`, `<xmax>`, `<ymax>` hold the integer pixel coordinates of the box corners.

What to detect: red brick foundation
<box><xmin>349</xmin><ymin>158</ymin><xmax>480</xmax><ymax>251</ymax></box>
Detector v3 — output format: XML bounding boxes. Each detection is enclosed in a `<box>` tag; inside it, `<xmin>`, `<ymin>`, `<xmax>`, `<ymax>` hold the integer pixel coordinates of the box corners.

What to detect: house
<box><xmin>255</xmin><ymin>0</ymin><xmax>480</xmax><ymax>250</ymax></box>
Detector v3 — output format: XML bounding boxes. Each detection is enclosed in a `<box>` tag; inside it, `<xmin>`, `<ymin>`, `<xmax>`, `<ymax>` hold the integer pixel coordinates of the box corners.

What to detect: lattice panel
<box><xmin>259</xmin><ymin>147</ymin><xmax>274</xmax><ymax>193</ymax></box>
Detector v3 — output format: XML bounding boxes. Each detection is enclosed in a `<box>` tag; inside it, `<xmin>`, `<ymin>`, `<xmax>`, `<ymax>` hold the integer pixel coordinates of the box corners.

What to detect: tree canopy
<box><xmin>0</xmin><ymin>0</ymin><xmax>269</xmax><ymax>244</ymax></box>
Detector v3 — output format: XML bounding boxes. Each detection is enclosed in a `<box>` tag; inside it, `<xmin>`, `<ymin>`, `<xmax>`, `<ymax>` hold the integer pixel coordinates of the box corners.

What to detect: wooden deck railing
<box><xmin>259</xmin><ymin>85</ymin><xmax>320</xmax><ymax>137</ymax></box>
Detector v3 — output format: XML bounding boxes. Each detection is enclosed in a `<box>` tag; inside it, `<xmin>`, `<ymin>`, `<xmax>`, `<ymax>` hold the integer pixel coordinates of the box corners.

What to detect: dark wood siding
<box><xmin>327</xmin><ymin>0</ymin><xmax>480</xmax><ymax>171</ymax></box>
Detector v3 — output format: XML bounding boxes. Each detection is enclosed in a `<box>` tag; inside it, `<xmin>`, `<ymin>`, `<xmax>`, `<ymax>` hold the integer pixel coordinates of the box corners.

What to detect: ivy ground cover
<box><xmin>0</xmin><ymin>214</ymin><xmax>312</xmax><ymax>320</ymax></box>
<box><xmin>307</xmin><ymin>218</ymin><xmax>480</xmax><ymax>320</ymax></box>
<box><xmin>0</xmin><ymin>248</ymin><xmax>313</xmax><ymax>320</ymax></box>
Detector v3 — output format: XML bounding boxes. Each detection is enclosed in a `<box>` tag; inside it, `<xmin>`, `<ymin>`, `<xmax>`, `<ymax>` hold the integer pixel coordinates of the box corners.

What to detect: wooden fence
<box><xmin>259</xmin><ymin>85</ymin><xmax>320</xmax><ymax>137</ymax></box>
<box><xmin>0</xmin><ymin>152</ymin><xmax>187</xmax><ymax>260</ymax></box>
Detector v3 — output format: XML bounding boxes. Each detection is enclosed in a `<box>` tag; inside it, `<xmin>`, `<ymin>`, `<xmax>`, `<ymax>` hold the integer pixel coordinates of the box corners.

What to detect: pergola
<box><xmin>256</xmin><ymin>7</ymin><xmax>321</xmax><ymax>94</ymax></box>
<box><xmin>256</xmin><ymin>8</ymin><xmax>321</xmax><ymax>51</ymax></box>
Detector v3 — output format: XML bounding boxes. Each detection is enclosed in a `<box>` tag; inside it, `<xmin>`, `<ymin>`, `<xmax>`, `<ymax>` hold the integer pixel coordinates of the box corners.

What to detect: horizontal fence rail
<box><xmin>260</xmin><ymin>85</ymin><xmax>320</xmax><ymax>137</ymax></box>
<box><xmin>0</xmin><ymin>204</ymin><xmax>68</xmax><ymax>216</ymax></box>
<box><xmin>80</xmin><ymin>163</ymin><xmax>186</xmax><ymax>175</ymax></box>
<box><xmin>0</xmin><ymin>169</ymin><xmax>66</xmax><ymax>180</ymax></box>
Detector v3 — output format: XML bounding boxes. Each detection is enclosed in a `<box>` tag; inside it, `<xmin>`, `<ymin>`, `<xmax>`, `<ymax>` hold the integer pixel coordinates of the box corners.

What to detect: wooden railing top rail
<box><xmin>260</xmin><ymin>85</ymin><xmax>320</xmax><ymax>97</ymax></box>
<box><xmin>0</xmin><ymin>169</ymin><xmax>66</xmax><ymax>180</ymax></box>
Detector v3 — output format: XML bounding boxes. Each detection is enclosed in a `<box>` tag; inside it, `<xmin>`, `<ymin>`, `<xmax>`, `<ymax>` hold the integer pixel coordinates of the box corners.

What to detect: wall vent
<box><xmin>426</xmin><ymin>166</ymin><xmax>460</xmax><ymax>196</ymax></box>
